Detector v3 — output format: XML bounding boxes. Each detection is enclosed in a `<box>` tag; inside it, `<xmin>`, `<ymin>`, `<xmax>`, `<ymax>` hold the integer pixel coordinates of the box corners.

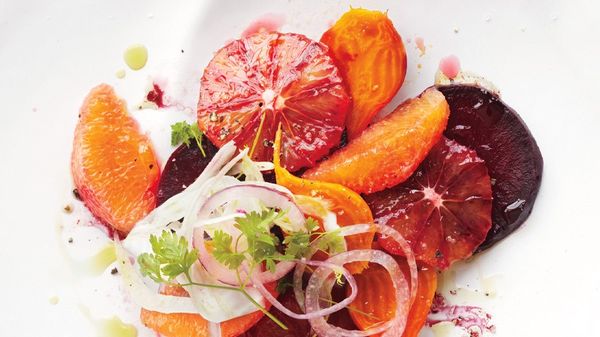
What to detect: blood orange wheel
<box><xmin>197</xmin><ymin>32</ymin><xmax>350</xmax><ymax>172</ymax></box>
<box><xmin>365</xmin><ymin>137</ymin><xmax>493</xmax><ymax>269</ymax></box>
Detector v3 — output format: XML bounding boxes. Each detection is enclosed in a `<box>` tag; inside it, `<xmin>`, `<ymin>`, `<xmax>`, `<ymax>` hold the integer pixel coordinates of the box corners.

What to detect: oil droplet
<box><xmin>481</xmin><ymin>275</ymin><xmax>500</xmax><ymax>298</ymax></box>
<box><xmin>88</xmin><ymin>244</ymin><xmax>116</xmax><ymax>275</ymax></box>
<box><xmin>49</xmin><ymin>296</ymin><xmax>60</xmax><ymax>305</ymax></box>
<box><xmin>415</xmin><ymin>37</ymin><xmax>426</xmax><ymax>56</ymax></box>
<box><xmin>97</xmin><ymin>317</ymin><xmax>137</xmax><ymax>337</ymax></box>
<box><xmin>115</xmin><ymin>69</ymin><xmax>126</xmax><ymax>79</ymax></box>
<box><xmin>123</xmin><ymin>44</ymin><xmax>148</xmax><ymax>71</ymax></box>
<box><xmin>431</xmin><ymin>322</ymin><xmax>454</xmax><ymax>337</ymax></box>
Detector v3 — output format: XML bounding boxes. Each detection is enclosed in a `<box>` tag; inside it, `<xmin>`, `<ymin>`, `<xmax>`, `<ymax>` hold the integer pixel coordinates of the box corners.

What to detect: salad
<box><xmin>63</xmin><ymin>7</ymin><xmax>543</xmax><ymax>337</ymax></box>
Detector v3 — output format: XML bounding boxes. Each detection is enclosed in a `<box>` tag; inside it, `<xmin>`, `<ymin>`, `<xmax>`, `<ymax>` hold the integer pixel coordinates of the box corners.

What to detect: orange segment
<box><xmin>348</xmin><ymin>259</ymin><xmax>437</xmax><ymax>337</ymax></box>
<box><xmin>303</xmin><ymin>87</ymin><xmax>450</xmax><ymax>194</ymax></box>
<box><xmin>321</xmin><ymin>8</ymin><xmax>407</xmax><ymax>139</ymax></box>
<box><xmin>71</xmin><ymin>84</ymin><xmax>159</xmax><ymax>233</ymax></box>
<box><xmin>273</xmin><ymin>128</ymin><xmax>375</xmax><ymax>273</ymax></box>
<box><xmin>141</xmin><ymin>284</ymin><xmax>277</xmax><ymax>337</ymax></box>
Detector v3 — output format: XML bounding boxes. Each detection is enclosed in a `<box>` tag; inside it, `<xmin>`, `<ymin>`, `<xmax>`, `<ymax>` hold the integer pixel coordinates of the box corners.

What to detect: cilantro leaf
<box><xmin>283</xmin><ymin>230</ymin><xmax>311</xmax><ymax>259</ymax></box>
<box><xmin>315</xmin><ymin>229</ymin><xmax>345</xmax><ymax>255</ymax></box>
<box><xmin>137</xmin><ymin>230</ymin><xmax>198</xmax><ymax>282</ymax></box>
<box><xmin>234</xmin><ymin>210</ymin><xmax>284</xmax><ymax>266</ymax></box>
<box><xmin>211</xmin><ymin>230</ymin><xmax>246</xmax><ymax>270</ymax></box>
<box><xmin>170</xmin><ymin>121</ymin><xmax>206</xmax><ymax>156</ymax></box>
<box><xmin>304</xmin><ymin>217</ymin><xmax>320</xmax><ymax>232</ymax></box>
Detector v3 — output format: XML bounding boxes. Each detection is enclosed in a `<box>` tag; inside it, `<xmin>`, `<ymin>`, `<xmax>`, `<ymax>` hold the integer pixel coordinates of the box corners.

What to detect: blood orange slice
<box><xmin>364</xmin><ymin>137</ymin><xmax>493</xmax><ymax>269</ymax></box>
<box><xmin>197</xmin><ymin>32</ymin><xmax>350</xmax><ymax>172</ymax></box>
<box><xmin>438</xmin><ymin>84</ymin><xmax>543</xmax><ymax>251</ymax></box>
<box><xmin>71</xmin><ymin>84</ymin><xmax>160</xmax><ymax>234</ymax></box>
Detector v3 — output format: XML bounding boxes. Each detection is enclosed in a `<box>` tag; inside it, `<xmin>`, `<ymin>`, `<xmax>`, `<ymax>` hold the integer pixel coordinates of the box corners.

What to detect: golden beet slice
<box><xmin>321</xmin><ymin>8</ymin><xmax>407</xmax><ymax>139</ymax></box>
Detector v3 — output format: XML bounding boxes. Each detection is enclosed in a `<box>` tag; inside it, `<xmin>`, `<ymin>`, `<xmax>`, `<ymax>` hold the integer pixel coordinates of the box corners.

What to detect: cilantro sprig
<box><xmin>138</xmin><ymin>230</ymin><xmax>198</xmax><ymax>283</ymax></box>
<box><xmin>138</xmin><ymin>229</ymin><xmax>288</xmax><ymax>330</ymax></box>
<box><xmin>170</xmin><ymin>121</ymin><xmax>206</xmax><ymax>157</ymax></box>
<box><xmin>137</xmin><ymin>208</ymin><xmax>346</xmax><ymax>332</ymax></box>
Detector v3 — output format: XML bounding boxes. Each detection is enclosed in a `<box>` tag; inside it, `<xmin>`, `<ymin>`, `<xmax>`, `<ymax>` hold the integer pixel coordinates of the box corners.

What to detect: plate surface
<box><xmin>1</xmin><ymin>0</ymin><xmax>599</xmax><ymax>336</ymax></box>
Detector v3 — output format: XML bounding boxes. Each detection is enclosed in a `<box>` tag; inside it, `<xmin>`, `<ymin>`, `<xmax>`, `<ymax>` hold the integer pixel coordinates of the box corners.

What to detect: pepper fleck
<box><xmin>111</xmin><ymin>267</ymin><xmax>119</xmax><ymax>275</ymax></box>
<box><xmin>68</xmin><ymin>237</ymin><xmax>74</xmax><ymax>244</ymax></box>
<box><xmin>72</xmin><ymin>189</ymin><xmax>82</xmax><ymax>201</ymax></box>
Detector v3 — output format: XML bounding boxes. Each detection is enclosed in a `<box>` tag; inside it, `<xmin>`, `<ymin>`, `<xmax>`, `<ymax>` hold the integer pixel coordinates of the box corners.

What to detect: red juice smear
<box><xmin>427</xmin><ymin>293</ymin><xmax>495</xmax><ymax>334</ymax></box>
<box><xmin>146</xmin><ymin>83</ymin><xmax>165</xmax><ymax>108</ymax></box>
<box><xmin>439</xmin><ymin>55</ymin><xmax>461</xmax><ymax>79</ymax></box>
<box><xmin>241</xmin><ymin>13</ymin><xmax>285</xmax><ymax>38</ymax></box>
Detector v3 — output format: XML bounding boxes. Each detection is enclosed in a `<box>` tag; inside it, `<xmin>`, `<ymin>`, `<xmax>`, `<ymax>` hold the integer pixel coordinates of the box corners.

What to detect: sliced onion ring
<box><xmin>196</xmin><ymin>183</ymin><xmax>305</xmax><ymax>229</ymax></box>
<box><xmin>250</xmin><ymin>259</ymin><xmax>357</xmax><ymax>320</ymax></box>
<box><xmin>306</xmin><ymin>250</ymin><xmax>409</xmax><ymax>337</ymax></box>
<box><xmin>193</xmin><ymin>183</ymin><xmax>305</xmax><ymax>285</ymax></box>
<box><xmin>292</xmin><ymin>223</ymin><xmax>418</xmax><ymax>337</ymax></box>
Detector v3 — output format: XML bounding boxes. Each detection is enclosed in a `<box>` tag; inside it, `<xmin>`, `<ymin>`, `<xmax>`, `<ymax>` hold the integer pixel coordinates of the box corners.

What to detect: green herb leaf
<box><xmin>137</xmin><ymin>230</ymin><xmax>198</xmax><ymax>282</ymax></box>
<box><xmin>211</xmin><ymin>230</ymin><xmax>246</xmax><ymax>270</ymax></box>
<box><xmin>170</xmin><ymin>121</ymin><xmax>206</xmax><ymax>156</ymax></box>
<box><xmin>234</xmin><ymin>210</ymin><xmax>284</xmax><ymax>265</ymax></box>
<box><xmin>314</xmin><ymin>229</ymin><xmax>345</xmax><ymax>255</ymax></box>
<box><xmin>283</xmin><ymin>230</ymin><xmax>311</xmax><ymax>259</ymax></box>
<box><xmin>304</xmin><ymin>217</ymin><xmax>320</xmax><ymax>232</ymax></box>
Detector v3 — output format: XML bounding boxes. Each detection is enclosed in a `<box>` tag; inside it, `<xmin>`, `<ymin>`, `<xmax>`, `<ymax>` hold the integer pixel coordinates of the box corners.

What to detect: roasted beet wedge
<box><xmin>438</xmin><ymin>84</ymin><xmax>543</xmax><ymax>250</ymax></box>
<box><xmin>156</xmin><ymin>140</ymin><xmax>218</xmax><ymax>206</ymax></box>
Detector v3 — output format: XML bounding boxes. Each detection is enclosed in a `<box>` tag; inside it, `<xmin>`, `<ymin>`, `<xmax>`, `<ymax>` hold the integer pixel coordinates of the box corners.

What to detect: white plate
<box><xmin>1</xmin><ymin>0</ymin><xmax>599</xmax><ymax>336</ymax></box>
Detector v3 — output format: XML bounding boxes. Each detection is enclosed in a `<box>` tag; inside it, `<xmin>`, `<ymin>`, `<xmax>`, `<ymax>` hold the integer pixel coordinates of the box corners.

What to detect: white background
<box><xmin>1</xmin><ymin>0</ymin><xmax>599</xmax><ymax>336</ymax></box>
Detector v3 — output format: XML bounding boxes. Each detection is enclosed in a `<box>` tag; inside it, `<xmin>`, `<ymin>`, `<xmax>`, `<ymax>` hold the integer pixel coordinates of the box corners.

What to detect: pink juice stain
<box><xmin>439</xmin><ymin>55</ymin><xmax>461</xmax><ymax>79</ymax></box>
<box><xmin>427</xmin><ymin>293</ymin><xmax>495</xmax><ymax>335</ymax></box>
<box><xmin>241</xmin><ymin>13</ymin><xmax>285</xmax><ymax>38</ymax></box>
<box><xmin>415</xmin><ymin>36</ymin><xmax>426</xmax><ymax>56</ymax></box>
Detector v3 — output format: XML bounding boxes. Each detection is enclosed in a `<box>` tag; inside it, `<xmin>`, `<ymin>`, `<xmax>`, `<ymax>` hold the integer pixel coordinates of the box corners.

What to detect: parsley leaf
<box><xmin>314</xmin><ymin>229</ymin><xmax>346</xmax><ymax>255</ymax></box>
<box><xmin>211</xmin><ymin>230</ymin><xmax>246</xmax><ymax>270</ymax></box>
<box><xmin>234</xmin><ymin>209</ymin><xmax>285</xmax><ymax>272</ymax></box>
<box><xmin>170</xmin><ymin>121</ymin><xmax>206</xmax><ymax>157</ymax></box>
<box><xmin>283</xmin><ymin>230</ymin><xmax>311</xmax><ymax>259</ymax></box>
<box><xmin>138</xmin><ymin>230</ymin><xmax>198</xmax><ymax>282</ymax></box>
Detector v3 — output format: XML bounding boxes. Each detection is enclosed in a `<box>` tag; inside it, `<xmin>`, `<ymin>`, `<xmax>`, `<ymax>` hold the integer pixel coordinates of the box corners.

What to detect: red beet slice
<box><xmin>365</xmin><ymin>137</ymin><xmax>492</xmax><ymax>269</ymax></box>
<box><xmin>438</xmin><ymin>84</ymin><xmax>543</xmax><ymax>251</ymax></box>
<box><xmin>156</xmin><ymin>140</ymin><xmax>218</xmax><ymax>206</ymax></box>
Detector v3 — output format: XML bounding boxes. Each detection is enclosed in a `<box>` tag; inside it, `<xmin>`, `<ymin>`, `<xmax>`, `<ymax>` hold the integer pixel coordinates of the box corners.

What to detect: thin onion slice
<box><xmin>250</xmin><ymin>259</ymin><xmax>357</xmax><ymax>320</ymax></box>
<box><xmin>292</xmin><ymin>223</ymin><xmax>418</xmax><ymax>337</ymax></box>
<box><xmin>305</xmin><ymin>250</ymin><xmax>409</xmax><ymax>337</ymax></box>
<box><xmin>196</xmin><ymin>183</ymin><xmax>305</xmax><ymax>231</ymax></box>
<box><xmin>193</xmin><ymin>183</ymin><xmax>305</xmax><ymax>285</ymax></box>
